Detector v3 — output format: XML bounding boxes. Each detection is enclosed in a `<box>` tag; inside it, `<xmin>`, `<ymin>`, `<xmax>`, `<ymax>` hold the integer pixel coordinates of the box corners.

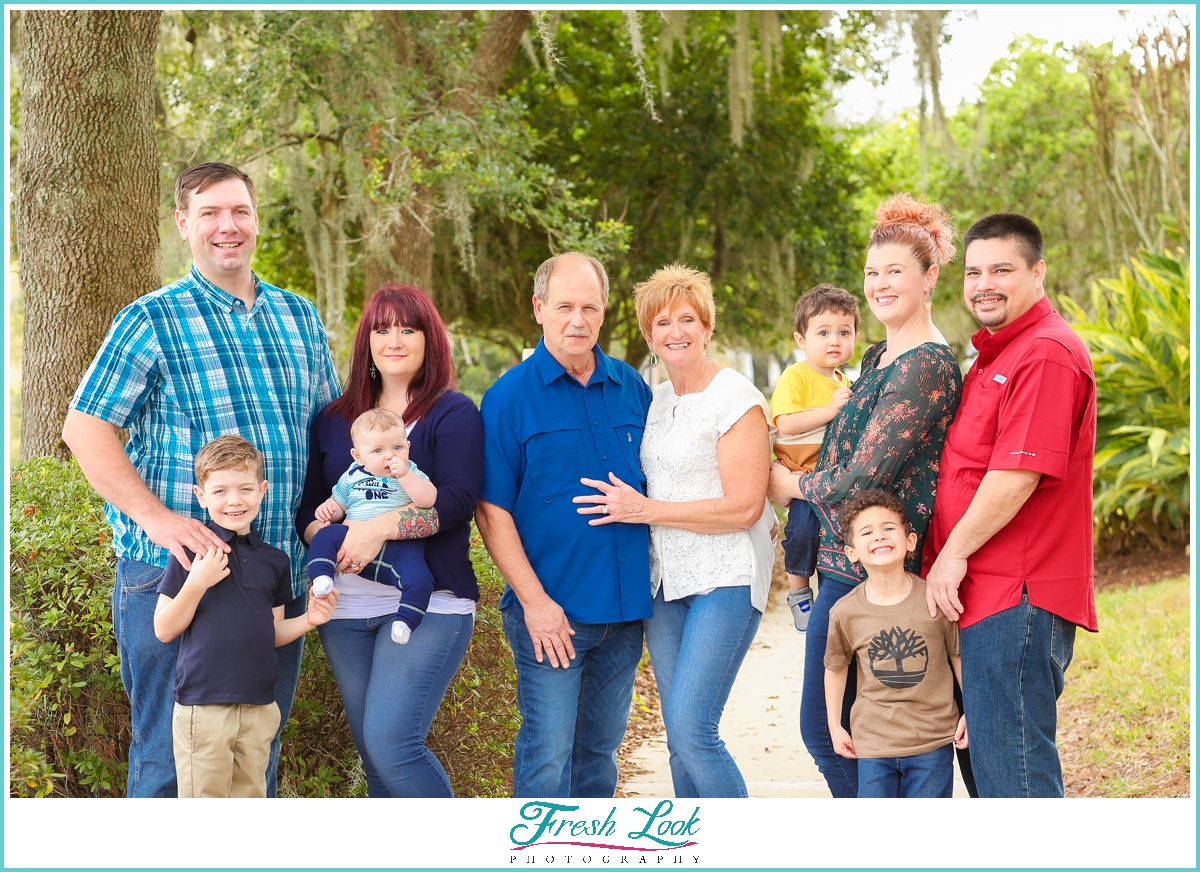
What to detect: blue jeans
<box><xmin>502</xmin><ymin>599</ymin><xmax>643</xmax><ymax>798</ymax></box>
<box><xmin>782</xmin><ymin>499</ymin><xmax>820</xmax><ymax>579</ymax></box>
<box><xmin>113</xmin><ymin>558</ymin><xmax>178</xmax><ymax>797</ymax></box>
<box><xmin>266</xmin><ymin>592</ymin><xmax>306</xmax><ymax>798</ymax></box>
<box><xmin>318</xmin><ymin>611</ymin><xmax>473</xmax><ymax>797</ymax></box>
<box><xmin>643</xmin><ymin>586</ymin><xmax>761</xmax><ymax>798</ymax></box>
<box><xmin>858</xmin><ymin>744</ymin><xmax>954</xmax><ymax>798</ymax></box>
<box><xmin>960</xmin><ymin>589</ymin><xmax>1077</xmax><ymax>798</ymax></box>
<box><xmin>115</xmin><ymin>558</ymin><xmax>304</xmax><ymax>798</ymax></box>
<box><xmin>798</xmin><ymin>573</ymin><xmax>859</xmax><ymax>797</ymax></box>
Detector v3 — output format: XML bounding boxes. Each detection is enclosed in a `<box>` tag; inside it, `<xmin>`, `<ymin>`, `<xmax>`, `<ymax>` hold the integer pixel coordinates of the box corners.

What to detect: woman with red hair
<box><xmin>297</xmin><ymin>283</ymin><xmax>483</xmax><ymax>797</ymax></box>
<box><xmin>768</xmin><ymin>194</ymin><xmax>964</xmax><ymax>798</ymax></box>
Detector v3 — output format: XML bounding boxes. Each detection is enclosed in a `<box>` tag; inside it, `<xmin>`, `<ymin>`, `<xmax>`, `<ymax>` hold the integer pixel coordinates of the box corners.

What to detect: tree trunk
<box><xmin>386</xmin><ymin>183</ymin><xmax>438</xmax><ymax>294</ymax></box>
<box><xmin>16</xmin><ymin>10</ymin><xmax>161</xmax><ymax>460</ymax></box>
<box><xmin>450</xmin><ymin>10</ymin><xmax>534</xmax><ymax>110</ymax></box>
<box><xmin>382</xmin><ymin>11</ymin><xmax>532</xmax><ymax>295</ymax></box>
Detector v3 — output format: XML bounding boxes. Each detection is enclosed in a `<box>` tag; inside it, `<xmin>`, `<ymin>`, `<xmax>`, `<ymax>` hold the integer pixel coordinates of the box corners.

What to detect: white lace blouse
<box><xmin>640</xmin><ymin>368</ymin><xmax>777</xmax><ymax>613</ymax></box>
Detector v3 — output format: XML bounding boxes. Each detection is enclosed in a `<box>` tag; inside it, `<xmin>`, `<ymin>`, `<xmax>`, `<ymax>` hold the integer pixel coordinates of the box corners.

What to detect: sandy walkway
<box><xmin>622</xmin><ymin>588</ymin><xmax>970</xmax><ymax>798</ymax></box>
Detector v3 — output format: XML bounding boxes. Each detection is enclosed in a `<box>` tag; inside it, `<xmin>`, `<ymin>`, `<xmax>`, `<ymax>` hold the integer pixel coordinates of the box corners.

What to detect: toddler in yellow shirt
<box><xmin>771</xmin><ymin>284</ymin><xmax>859</xmax><ymax>631</ymax></box>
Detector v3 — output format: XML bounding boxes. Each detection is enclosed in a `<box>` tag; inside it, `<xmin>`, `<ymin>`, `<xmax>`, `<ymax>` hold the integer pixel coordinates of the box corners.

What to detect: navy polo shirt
<box><xmin>481</xmin><ymin>339</ymin><xmax>654</xmax><ymax>624</ymax></box>
<box><xmin>158</xmin><ymin>521</ymin><xmax>293</xmax><ymax>706</ymax></box>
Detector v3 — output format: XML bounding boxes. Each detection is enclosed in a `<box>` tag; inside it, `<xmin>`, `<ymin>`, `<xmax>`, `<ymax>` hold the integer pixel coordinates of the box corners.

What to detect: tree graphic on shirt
<box><xmin>867</xmin><ymin>626</ymin><xmax>929</xmax><ymax>689</ymax></box>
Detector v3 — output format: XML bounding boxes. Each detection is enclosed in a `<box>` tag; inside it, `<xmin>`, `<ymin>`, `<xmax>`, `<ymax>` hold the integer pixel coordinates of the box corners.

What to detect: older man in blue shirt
<box><xmin>62</xmin><ymin>163</ymin><xmax>340</xmax><ymax>797</ymax></box>
<box><xmin>477</xmin><ymin>252</ymin><xmax>653</xmax><ymax>798</ymax></box>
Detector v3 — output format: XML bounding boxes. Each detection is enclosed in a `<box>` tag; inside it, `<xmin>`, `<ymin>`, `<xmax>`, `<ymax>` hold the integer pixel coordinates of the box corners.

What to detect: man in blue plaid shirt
<box><xmin>63</xmin><ymin>163</ymin><xmax>341</xmax><ymax>798</ymax></box>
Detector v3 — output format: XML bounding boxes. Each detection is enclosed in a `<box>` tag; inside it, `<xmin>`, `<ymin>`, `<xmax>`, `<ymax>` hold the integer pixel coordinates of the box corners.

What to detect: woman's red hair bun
<box><xmin>870</xmin><ymin>192</ymin><xmax>956</xmax><ymax>267</ymax></box>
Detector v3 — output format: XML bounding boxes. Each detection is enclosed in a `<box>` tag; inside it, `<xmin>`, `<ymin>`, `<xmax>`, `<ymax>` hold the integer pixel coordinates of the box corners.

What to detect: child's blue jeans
<box><xmin>857</xmin><ymin>743</ymin><xmax>954</xmax><ymax>797</ymax></box>
<box><xmin>308</xmin><ymin>525</ymin><xmax>434</xmax><ymax>631</ymax></box>
<box><xmin>783</xmin><ymin>498</ymin><xmax>820</xmax><ymax>579</ymax></box>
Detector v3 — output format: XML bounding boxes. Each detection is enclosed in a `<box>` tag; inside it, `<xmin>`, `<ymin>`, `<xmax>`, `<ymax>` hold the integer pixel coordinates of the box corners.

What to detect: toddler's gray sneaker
<box><xmin>787</xmin><ymin>586</ymin><xmax>813</xmax><ymax>632</ymax></box>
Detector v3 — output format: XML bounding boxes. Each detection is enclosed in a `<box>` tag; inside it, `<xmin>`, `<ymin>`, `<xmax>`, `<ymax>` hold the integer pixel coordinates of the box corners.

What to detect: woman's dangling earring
<box><xmin>648</xmin><ymin>350</ymin><xmax>658</xmax><ymax>369</ymax></box>
<box><xmin>369</xmin><ymin>361</ymin><xmax>379</xmax><ymax>379</ymax></box>
<box><xmin>924</xmin><ymin>289</ymin><xmax>934</xmax><ymax>311</ymax></box>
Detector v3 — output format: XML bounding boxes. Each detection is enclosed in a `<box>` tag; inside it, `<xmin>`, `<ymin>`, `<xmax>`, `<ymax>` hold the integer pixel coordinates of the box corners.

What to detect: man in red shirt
<box><xmin>923</xmin><ymin>212</ymin><xmax>1097</xmax><ymax>798</ymax></box>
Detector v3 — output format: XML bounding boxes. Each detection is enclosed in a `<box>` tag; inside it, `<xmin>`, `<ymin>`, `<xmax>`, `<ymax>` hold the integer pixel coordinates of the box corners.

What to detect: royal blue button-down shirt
<box><xmin>70</xmin><ymin>265</ymin><xmax>341</xmax><ymax>597</ymax></box>
<box><xmin>481</xmin><ymin>339</ymin><xmax>654</xmax><ymax>624</ymax></box>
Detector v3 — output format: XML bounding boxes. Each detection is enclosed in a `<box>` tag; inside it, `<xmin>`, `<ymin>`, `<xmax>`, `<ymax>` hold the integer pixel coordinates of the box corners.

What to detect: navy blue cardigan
<box><xmin>296</xmin><ymin>390</ymin><xmax>484</xmax><ymax>601</ymax></box>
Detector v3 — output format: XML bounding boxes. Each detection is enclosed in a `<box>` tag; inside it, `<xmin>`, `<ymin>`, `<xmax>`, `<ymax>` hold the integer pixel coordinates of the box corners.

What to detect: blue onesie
<box><xmin>308</xmin><ymin>461</ymin><xmax>434</xmax><ymax>633</ymax></box>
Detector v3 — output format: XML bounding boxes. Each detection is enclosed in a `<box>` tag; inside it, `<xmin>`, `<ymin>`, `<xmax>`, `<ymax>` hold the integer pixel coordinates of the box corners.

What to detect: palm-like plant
<box><xmin>1060</xmin><ymin>244</ymin><xmax>1191</xmax><ymax>552</ymax></box>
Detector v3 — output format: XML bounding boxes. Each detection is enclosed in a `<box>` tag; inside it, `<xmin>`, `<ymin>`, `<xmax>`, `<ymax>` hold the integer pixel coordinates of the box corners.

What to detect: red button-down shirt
<box><xmin>923</xmin><ymin>297</ymin><xmax>1098</xmax><ymax>631</ymax></box>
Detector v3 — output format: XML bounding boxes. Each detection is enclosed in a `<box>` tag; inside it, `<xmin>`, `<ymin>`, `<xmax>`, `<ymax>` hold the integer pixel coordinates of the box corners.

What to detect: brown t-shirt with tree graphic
<box><xmin>824</xmin><ymin>577</ymin><xmax>960</xmax><ymax>758</ymax></box>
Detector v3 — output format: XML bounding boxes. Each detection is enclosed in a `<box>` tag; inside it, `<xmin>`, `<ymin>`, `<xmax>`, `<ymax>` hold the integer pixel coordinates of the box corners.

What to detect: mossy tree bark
<box><xmin>370</xmin><ymin>10</ymin><xmax>532</xmax><ymax>296</ymax></box>
<box><xmin>16</xmin><ymin>10</ymin><xmax>161</xmax><ymax>460</ymax></box>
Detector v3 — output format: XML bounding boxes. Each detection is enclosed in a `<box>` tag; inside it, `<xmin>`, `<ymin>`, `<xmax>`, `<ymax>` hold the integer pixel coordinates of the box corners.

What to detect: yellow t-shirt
<box><xmin>771</xmin><ymin>360</ymin><xmax>847</xmax><ymax>473</ymax></box>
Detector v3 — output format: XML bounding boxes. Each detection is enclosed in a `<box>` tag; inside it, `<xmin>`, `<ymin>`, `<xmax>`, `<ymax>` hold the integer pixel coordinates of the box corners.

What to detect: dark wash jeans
<box><xmin>113</xmin><ymin>557</ymin><xmax>303</xmax><ymax>797</ymax></box>
<box><xmin>798</xmin><ymin>574</ymin><xmax>859</xmax><ymax>797</ymax></box>
<box><xmin>858</xmin><ymin>743</ymin><xmax>954</xmax><ymax>798</ymax></box>
<box><xmin>782</xmin><ymin>498</ymin><xmax>820</xmax><ymax>579</ymax></box>
<box><xmin>502</xmin><ymin>598</ymin><xmax>644</xmax><ymax>798</ymax></box>
<box><xmin>960</xmin><ymin>588</ymin><xmax>1077</xmax><ymax>797</ymax></box>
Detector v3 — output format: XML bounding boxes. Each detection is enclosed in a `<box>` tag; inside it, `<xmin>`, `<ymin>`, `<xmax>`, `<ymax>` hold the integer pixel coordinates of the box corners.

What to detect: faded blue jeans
<box><xmin>114</xmin><ymin>558</ymin><xmax>303</xmax><ymax>798</ymax></box>
<box><xmin>798</xmin><ymin>573</ymin><xmax>859</xmax><ymax>797</ymax></box>
<box><xmin>113</xmin><ymin>559</ymin><xmax>179</xmax><ymax>797</ymax></box>
<box><xmin>643</xmin><ymin>585</ymin><xmax>761</xmax><ymax>798</ymax></box>
<box><xmin>960</xmin><ymin>589</ymin><xmax>1077</xmax><ymax>798</ymax></box>
<box><xmin>318</xmin><ymin>611</ymin><xmax>474</xmax><ymax>797</ymax></box>
<box><xmin>503</xmin><ymin>599</ymin><xmax>644</xmax><ymax>798</ymax></box>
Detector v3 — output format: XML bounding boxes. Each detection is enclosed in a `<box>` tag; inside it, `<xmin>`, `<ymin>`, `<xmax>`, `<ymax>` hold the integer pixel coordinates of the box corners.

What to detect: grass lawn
<box><xmin>1059</xmin><ymin>574</ymin><xmax>1192</xmax><ymax>797</ymax></box>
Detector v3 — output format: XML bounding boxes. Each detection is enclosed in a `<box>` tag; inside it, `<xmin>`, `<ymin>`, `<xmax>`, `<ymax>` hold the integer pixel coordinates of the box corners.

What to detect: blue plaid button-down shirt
<box><xmin>70</xmin><ymin>266</ymin><xmax>341</xmax><ymax>597</ymax></box>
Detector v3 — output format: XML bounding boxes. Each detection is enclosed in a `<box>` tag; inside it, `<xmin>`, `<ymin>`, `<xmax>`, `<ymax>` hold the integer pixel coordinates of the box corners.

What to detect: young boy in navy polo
<box><xmin>154</xmin><ymin>435</ymin><xmax>338</xmax><ymax>798</ymax></box>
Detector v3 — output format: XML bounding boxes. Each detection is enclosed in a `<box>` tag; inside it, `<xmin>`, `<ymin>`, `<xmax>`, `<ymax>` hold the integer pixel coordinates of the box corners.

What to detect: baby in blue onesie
<box><xmin>309</xmin><ymin>408</ymin><xmax>437</xmax><ymax>644</ymax></box>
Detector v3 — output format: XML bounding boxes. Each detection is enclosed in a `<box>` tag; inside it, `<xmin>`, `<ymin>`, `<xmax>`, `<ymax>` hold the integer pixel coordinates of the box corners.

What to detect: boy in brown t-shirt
<box><xmin>824</xmin><ymin>489</ymin><xmax>968</xmax><ymax>797</ymax></box>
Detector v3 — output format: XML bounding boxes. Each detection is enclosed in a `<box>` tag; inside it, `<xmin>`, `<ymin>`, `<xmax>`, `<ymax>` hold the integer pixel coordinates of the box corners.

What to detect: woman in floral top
<box><xmin>768</xmin><ymin>193</ymin><xmax>963</xmax><ymax>797</ymax></box>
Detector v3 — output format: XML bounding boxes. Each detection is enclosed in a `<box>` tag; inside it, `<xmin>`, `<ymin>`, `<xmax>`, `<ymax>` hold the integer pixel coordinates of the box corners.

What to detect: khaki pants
<box><xmin>172</xmin><ymin>702</ymin><xmax>281</xmax><ymax>798</ymax></box>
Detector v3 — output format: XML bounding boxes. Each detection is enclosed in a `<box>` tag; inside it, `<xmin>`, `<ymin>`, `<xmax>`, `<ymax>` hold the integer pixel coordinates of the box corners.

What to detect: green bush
<box><xmin>9</xmin><ymin>458</ymin><xmax>127</xmax><ymax>796</ymax></box>
<box><xmin>9</xmin><ymin>457</ymin><xmax>518</xmax><ymax>797</ymax></box>
<box><xmin>426</xmin><ymin>535</ymin><xmax>520</xmax><ymax>797</ymax></box>
<box><xmin>1060</xmin><ymin>244</ymin><xmax>1191</xmax><ymax>552</ymax></box>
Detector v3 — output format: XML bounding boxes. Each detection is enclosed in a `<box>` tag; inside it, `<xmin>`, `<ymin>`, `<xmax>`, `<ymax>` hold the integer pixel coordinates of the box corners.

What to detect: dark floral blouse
<box><xmin>798</xmin><ymin>340</ymin><xmax>962</xmax><ymax>585</ymax></box>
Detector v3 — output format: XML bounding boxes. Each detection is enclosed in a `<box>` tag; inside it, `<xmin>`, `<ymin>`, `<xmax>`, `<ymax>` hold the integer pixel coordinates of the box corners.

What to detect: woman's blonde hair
<box><xmin>868</xmin><ymin>193</ymin><xmax>956</xmax><ymax>270</ymax></box>
<box><xmin>633</xmin><ymin>263</ymin><xmax>716</xmax><ymax>339</ymax></box>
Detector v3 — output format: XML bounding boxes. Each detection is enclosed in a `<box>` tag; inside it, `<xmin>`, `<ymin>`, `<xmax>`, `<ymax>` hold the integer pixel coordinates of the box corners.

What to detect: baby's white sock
<box><xmin>391</xmin><ymin>622</ymin><xmax>412</xmax><ymax>644</ymax></box>
<box><xmin>312</xmin><ymin>576</ymin><xmax>334</xmax><ymax>597</ymax></box>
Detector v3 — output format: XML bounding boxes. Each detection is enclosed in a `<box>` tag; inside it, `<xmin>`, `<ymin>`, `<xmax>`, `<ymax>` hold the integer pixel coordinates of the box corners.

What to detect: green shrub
<box><xmin>426</xmin><ymin>535</ymin><xmax>519</xmax><ymax>797</ymax></box>
<box><xmin>1060</xmin><ymin>245</ymin><xmax>1191</xmax><ymax>553</ymax></box>
<box><xmin>9</xmin><ymin>458</ymin><xmax>127</xmax><ymax>796</ymax></box>
<box><xmin>9</xmin><ymin>457</ymin><xmax>518</xmax><ymax>798</ymax></box>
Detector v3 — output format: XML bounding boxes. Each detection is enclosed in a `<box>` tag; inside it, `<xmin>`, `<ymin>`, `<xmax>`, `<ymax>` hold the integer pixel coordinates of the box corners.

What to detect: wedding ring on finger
<box><xmin>602</xmin><ymin>505</ymin><xmax>609</xmax><ymax>515</ymax></box>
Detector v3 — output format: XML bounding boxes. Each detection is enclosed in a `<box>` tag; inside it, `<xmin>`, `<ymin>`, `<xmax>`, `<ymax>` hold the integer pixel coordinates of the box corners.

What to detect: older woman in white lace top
<box><xmin>574</xmin><ymin>264</ymin><xmax>775</xmax><ymax>797</ymax></box>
